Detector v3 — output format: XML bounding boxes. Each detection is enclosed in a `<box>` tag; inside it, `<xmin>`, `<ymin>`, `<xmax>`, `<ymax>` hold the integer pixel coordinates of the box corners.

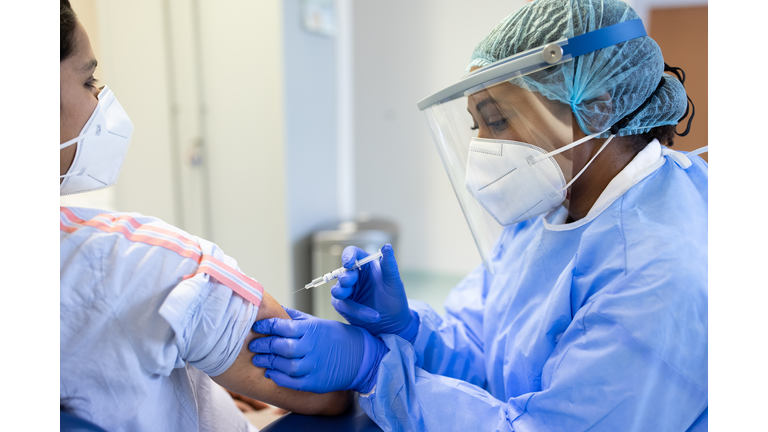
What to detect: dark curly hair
<box><xmin>61</xmin><ymin>0</ymin><xmax>78</xmax><ymax>61</ymax></box>
<box><xmin>625</xmin><ymin>124</ymin><xmax>677</xmax><ymax>154</ymax></box>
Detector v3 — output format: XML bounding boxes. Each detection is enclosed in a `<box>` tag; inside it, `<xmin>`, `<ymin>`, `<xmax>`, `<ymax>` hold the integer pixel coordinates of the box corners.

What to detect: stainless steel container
<box><xmin>310</xmin><ymin>219</ymin><xmax>397</xmax><ymax>321</ymax></box>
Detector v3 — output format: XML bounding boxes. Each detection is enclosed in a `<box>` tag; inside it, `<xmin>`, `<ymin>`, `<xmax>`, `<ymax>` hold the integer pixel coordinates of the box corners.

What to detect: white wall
<box><xmin>95</xmin><ymin>1</ymin><xmax>180</xmax><ymax>224</ymax></box>
<box><xmin>352</xmin><ymin>0</ymin><xmax>526</xmax><ymax>276</ymax></box>
<box><xmin>194</xmin><ymin>0</ymin><xmax>292</xmax><ymax>305</ymax></box>
<box><xmin>282</xmin><ymin>0</ymin><xmax>341</xmax><ymax>311</ymax></box>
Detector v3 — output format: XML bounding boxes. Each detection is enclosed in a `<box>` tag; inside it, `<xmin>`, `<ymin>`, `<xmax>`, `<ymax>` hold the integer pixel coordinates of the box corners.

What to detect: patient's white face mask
<box><xmin>60</xmin><ymin>86</ymin><xmax>134</xmax><ymax>196</ymax></box>
<box><xmin>464</xmin><ymin>130</ymin><xmax>614</xmax><ymax>225</ymax></box>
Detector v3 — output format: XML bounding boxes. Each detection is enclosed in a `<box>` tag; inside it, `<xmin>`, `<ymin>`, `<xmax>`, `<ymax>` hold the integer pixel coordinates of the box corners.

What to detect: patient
<box><xmin>59</xmin><ymin>1</ymin><xmax>348</xmax><ymax>430</ymax></box>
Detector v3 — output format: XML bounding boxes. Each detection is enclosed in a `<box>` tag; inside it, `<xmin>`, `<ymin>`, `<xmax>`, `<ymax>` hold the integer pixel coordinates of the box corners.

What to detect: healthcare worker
<box><xmin>250</xmin><ymin>0</ymin><xmax>708</xmax><ymax>431</ymax></box>
<box><xmin>58</xmin><ymin>1</ymin><xmax>350</xmax><ymax>430</ymax></box>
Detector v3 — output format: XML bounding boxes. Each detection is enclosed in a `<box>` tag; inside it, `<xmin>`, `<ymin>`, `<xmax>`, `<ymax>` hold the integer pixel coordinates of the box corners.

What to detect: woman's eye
<box><xmin>85</xmin><ymin>77</ymin><xmax>100</xmax><ymax>89</ymax></box>
<box><xmin>480</xmin><ymin>112</ymin><xmax>509</xmax><ymax>133</ymax></box>
<box><xmin>487</xmin><ymin>118</ymin><xmax>508</xmax><ymax>132</ymax></box>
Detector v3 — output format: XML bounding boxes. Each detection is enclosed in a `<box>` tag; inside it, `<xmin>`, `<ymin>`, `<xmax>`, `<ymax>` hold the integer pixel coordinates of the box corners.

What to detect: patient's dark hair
<box><xmin>61</xmin><ymin>0</ymin><xmax>78</xmax><ymax>61</ymax></box>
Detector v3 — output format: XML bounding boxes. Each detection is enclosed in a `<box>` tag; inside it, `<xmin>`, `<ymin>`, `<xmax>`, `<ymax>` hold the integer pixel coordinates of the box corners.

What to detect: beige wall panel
<box><xmin>95</xmin><ymin>0</ymin><xmax>179</xmax><ymax>222</ymax></box>
<box><xmin>195</xmin><ymin>0</ymin><xmax>291</xmax><ymax>305</ymax></box>
<box><xmin>650</xmin><ymin>6</ymin><xmax>708</xmax><ymax>162</ymax></box>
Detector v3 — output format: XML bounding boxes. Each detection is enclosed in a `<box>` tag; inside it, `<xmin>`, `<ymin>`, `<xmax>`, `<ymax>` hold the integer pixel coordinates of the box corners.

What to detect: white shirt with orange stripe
<box><xmin>60</xmin><ymin>206</ymin><xmax>264</xmax><ymax>431</ymax></box>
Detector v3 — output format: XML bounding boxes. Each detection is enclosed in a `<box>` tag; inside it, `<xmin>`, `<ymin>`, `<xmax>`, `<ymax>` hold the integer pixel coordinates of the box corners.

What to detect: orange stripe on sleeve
<box><xmin>61</xmin><ymin>207</ymin><xmax>264</xmax><ymax>308</ymax></box>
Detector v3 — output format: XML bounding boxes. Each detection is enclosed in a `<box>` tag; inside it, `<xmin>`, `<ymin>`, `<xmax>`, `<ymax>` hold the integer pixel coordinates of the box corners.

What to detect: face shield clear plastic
<box><xmin>417</xmin><ymin>20</ymin><xmax>647</xmax><ymax>273</ymax></box>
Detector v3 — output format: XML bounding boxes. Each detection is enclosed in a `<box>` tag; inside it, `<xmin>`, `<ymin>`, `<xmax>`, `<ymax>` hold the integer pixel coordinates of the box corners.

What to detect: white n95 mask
<box><xmin>60</xmin><ymin>86</ymin><xmax>134</xmax><ymax>196</ymax></box>
<box><xmin>465</xmin><ymin>130</ymin><xmax>614</xmax><ymax>225</ymax></box>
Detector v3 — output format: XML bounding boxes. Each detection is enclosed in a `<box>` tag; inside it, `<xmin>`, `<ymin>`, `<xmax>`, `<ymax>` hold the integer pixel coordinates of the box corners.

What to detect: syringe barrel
<box><xmin>329</xmin><ymin>267</ymin><xmax>348</xmax><ymax>279</ymax></box>
<box><xmin>304</xmin><ymin>248</ymin><xmax>382</xmax><ymax>289</ymax></box>
<box><xmin>352</xmin><ymin>249</ymin><xmax>383</xmax><ymax>269</ymax></box>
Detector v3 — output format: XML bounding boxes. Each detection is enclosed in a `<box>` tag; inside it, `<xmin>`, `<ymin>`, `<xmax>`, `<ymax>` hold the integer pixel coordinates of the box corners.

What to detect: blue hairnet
<box><xmin>467</xmin><ymin>0</ymin><xmax>688</xmax><ymax>138</ymax></box>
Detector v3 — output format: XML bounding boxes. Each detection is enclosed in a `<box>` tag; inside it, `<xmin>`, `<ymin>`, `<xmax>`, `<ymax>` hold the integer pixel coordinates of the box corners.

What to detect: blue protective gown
<box><xmin>359</xmin><ymin>140</ymin><xmax>708</xmax><ymax>431</ymax></box>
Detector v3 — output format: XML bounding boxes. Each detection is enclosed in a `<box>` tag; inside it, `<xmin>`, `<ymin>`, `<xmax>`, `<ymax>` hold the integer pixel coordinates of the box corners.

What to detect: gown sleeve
<box><xmin>407</xmin><ymin>263</ymin><xmax>490</xmax><ymax>387</ymax></box>
<box><xmin>359</xmin><ymin>285</ymin><xmax>707</xmax><ymax>432</ymax></box>
<box><xmin>406</xmin><ymin>223</ymin><xmax>527</xmax><ymax>386</ymax></box>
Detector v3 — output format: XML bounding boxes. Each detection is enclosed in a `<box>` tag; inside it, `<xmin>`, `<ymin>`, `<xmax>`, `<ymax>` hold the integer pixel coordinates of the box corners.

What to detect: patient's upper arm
<box><xmin>210</xmin><ymin>290</ymin><xmax>351</xmax><ymax>415</ymax></box>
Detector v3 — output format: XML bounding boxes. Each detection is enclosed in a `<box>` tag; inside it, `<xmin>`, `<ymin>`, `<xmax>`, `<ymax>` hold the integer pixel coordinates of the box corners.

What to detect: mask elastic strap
<box><xmin>59</xmin><ymin>134</ymin><xmax>92</xmax><ymax>179</ymax></box>
<box><xmin>60</xmin><ymin>129</ymin><xmax>97</xmax><ymax>150</ymax></box>
<box><xmin>60</xmin><ymin>168</ymin><xmax>85</xmax><ymax>179</ymax></box>
<box><xmin>558</xmin><ymin>134</ymin><xmax>616</xmax><ymax>192</ymax></box>
<box><xmin>60</xmin><ymin>136</ymin><xmax>81</xmax><ymax>150</ymax></box>
<box><xmin>530</xmin><ymin>129</ymin><xmax>607</xmax><ymax>164</ymax></box>
<box><xmin>60</xmin><ymin>106</ymin><xmax>102</xmax><ymax>150</ymax></box>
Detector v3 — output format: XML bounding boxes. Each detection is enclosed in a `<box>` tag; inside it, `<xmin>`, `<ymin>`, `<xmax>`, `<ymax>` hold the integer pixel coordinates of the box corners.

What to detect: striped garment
<box><xmin>60</xmin><ymin>206</ymin><xmax>261</xmax><ymax>432</ymax></box>
<box><xmin>60</xmin><ymin>207</ymin><xmax>264</xmax><ymax>306</ymax></box>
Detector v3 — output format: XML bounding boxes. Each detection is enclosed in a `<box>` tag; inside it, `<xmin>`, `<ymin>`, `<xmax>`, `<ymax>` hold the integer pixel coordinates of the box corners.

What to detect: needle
<box><xmin>294</xmin><ymin>249</ymin><xmax>383</xmax><ymax>293</ymax></box>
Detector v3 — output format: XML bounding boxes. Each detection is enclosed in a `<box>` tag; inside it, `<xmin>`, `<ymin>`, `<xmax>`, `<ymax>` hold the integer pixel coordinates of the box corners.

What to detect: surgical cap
<box><xmin>467</xmin><ymin>0</ymin><xmax>688</xmax><ymax>138</ymax></box>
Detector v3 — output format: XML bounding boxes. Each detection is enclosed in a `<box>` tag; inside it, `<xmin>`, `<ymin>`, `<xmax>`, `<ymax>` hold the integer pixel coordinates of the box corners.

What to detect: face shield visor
<box><xmin>417</xmin><ymin>19</ymin><xmax>647</xmax><ymax>273</ymax></box>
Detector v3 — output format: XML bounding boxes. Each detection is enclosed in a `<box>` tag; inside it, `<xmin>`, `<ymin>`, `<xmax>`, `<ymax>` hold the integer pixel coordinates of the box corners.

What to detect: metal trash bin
<box><xmin>311</xmin><ymin>219</ymin><xmax>398</xmax><ymax>321</ymax></box>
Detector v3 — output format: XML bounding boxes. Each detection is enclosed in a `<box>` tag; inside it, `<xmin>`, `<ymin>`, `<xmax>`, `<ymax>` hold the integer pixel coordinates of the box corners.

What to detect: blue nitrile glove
<box><xmin>330</xmin><ymin>244</ymin><xmax>419</xmax><ymax>343</ymax></box>
<box><xmin>250</xmin><ymin>307</ymin><xmax>387</xmax><ymax>394</ymax></box>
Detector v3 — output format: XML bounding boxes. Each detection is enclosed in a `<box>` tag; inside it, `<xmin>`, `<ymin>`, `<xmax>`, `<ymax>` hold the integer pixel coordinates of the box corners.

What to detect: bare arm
<box><xmin>211</xmin><ymin>290</ymin><xmax>352</xmax><ymax>415</ymax></box>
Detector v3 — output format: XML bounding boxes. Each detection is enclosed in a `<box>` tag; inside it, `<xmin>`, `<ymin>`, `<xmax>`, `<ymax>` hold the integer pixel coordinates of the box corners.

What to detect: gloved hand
<box><xmin>250</xmin><ymin>307</ymin><xmax>387</xmax><ymax>394</ymax></box>
<box><xmin>331</xmin><ymin>244</ymin><xmax>419</xmax><ymax>343</ymax></box>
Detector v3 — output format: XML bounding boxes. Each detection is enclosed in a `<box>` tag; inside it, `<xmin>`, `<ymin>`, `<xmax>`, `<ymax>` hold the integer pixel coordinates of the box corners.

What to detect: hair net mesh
<box><xmin>467</xmin><ymin>0</ymin><xmax>688</xmax><ymax>138</ymax></box>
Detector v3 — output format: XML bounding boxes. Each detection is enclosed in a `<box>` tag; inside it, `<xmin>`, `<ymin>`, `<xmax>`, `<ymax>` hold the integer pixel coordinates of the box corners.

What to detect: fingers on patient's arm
<box><xmin>250</xmin><ymin>336</ymin><xmax>308</xmax><ymax>359</ymax></box>
<box><xmin>213</xmin><ymin>289</ymin><xmax>351</xmax><ymax>415</ymax></box>
<box><xmin>252</xmin><ymin>317</ymin><xmax>308</xmax><ymax>339</ymax></box>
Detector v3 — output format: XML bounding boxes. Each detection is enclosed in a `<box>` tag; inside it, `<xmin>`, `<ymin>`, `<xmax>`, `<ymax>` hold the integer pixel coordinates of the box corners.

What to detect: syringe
<box><xmin>296</xmin><ymin>249</ymin><xmax>383</xmax><ymax>292</ymax></box>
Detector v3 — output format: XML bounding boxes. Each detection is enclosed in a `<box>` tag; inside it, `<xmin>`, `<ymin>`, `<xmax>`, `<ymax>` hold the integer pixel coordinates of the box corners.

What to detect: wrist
<box><xmin>349</xmin><ymin>327</ymin><xmax>388</xmax><ymax>394</ymax></box>
<box><xmin>397</xmin><ymin>309</ymin><xmax>420</xmax><ymax>344</ymax></box>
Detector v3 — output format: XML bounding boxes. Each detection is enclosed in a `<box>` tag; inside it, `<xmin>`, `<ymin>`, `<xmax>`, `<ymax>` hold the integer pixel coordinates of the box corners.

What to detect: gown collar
<box><xmin>544</xmin><ymin>139</ymin><xmax>666</xmax><ymax>231</ymax></box>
